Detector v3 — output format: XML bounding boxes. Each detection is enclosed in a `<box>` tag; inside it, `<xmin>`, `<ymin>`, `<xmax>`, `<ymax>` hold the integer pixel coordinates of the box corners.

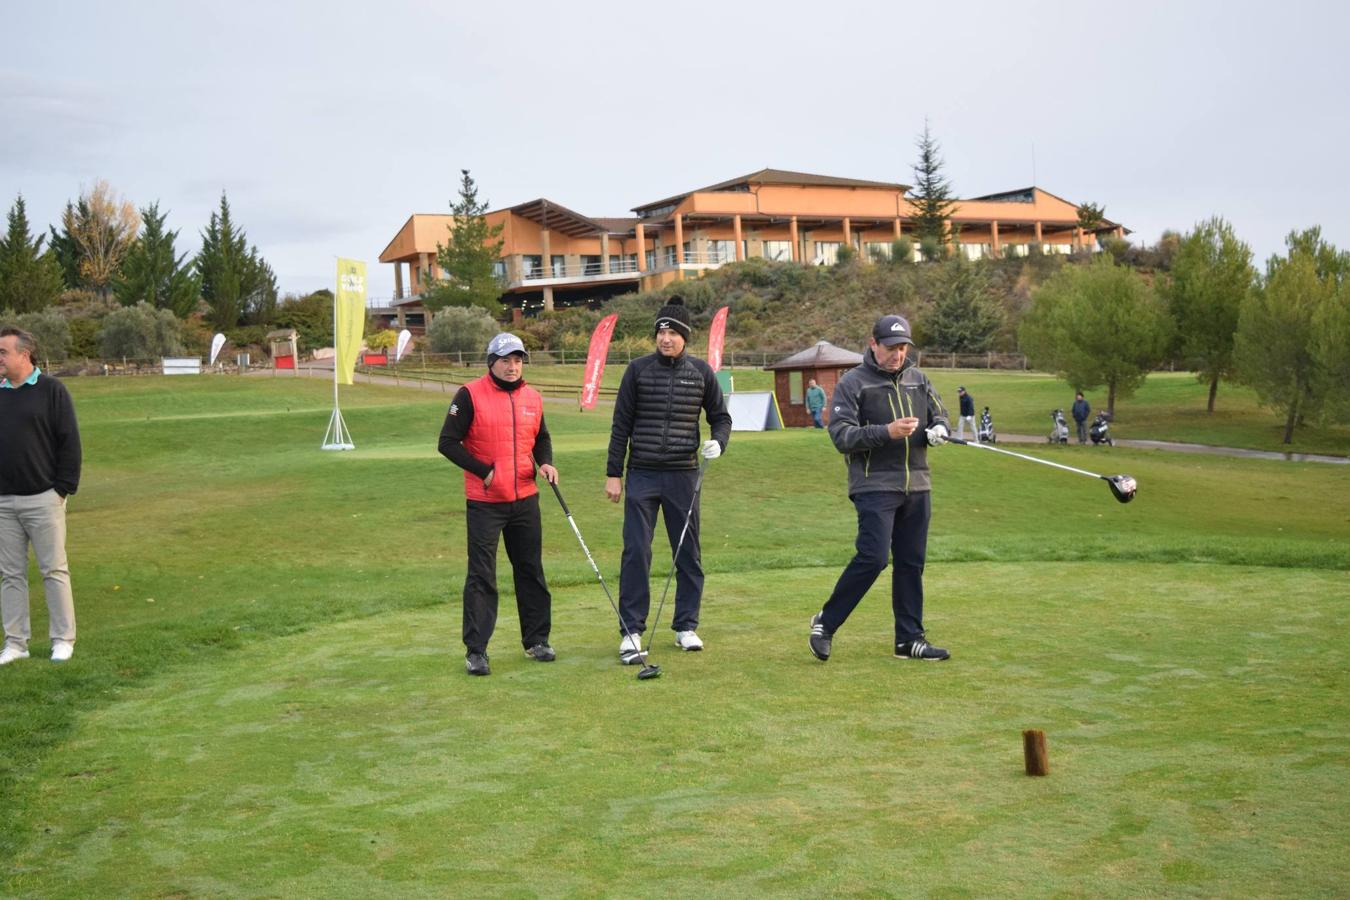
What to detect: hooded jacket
<box><xmin>827</xmin><ymin>348</ymin><xmax>949</xmax><ymax>495</ymax></box>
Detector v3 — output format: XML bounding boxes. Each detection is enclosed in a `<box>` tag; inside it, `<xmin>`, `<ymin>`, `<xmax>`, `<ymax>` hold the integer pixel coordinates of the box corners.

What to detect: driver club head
<box><xmin>1104</xmin><ymin>474</ymin><xmax>1138</xmax><ymax>504</ymax></box>
<box><xmin>637</xmin><ymin>664</ymin><xmax>662</xmax><ymax>680</ymax></box>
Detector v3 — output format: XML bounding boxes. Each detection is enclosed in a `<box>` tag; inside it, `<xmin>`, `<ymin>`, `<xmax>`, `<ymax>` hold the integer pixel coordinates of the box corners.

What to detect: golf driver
<box><xmin>539</xmin><ymin>471</ymin><xmax>661</xmax><ymax>680</ymax></box>
<box><xmin>948</xmin><ymin>437</ymin><xmax>1137</xmax><ymax>503</ymax></box>
<box><xmin>645</xmin><ymin>458</ymin><xmax>710</xmax><ymax>654</ymax></box>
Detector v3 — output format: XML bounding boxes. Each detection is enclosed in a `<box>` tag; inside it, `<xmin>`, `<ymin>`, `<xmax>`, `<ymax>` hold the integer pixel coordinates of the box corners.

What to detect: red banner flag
<box><xmin>706</xmin><ymin>306</ymin><xmax>730</xmax><ymax>372</ymax></box>
<box><xmin>580</xmin><ymin>313</ymin><xmax>619</xmax><ymax>410</ymax></box>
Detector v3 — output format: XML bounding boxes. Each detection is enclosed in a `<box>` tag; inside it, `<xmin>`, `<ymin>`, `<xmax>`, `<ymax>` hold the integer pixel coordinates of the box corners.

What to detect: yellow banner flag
<box><xmin>334</xmin><ymin>258</ymin><xmax>367</xmax><ymax>386</ymax></box>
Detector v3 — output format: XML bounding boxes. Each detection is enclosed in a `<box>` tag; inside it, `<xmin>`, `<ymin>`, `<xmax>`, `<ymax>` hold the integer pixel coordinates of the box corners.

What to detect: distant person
<box><xmin>439</xmin><ymin>333</ymin><xmax>557</xmax><ymax>676</ymax></box>
<box><xmin>0</xmin><ymin>328</ymin><xmax>82</xmax><ymax>666</ymax></box>
<box><xmin>606</xmin><ymin>297</ymin><xmax>732</xmax><ymax>661</ymax></box>
<box><xmin>806</xmin><ymin>378</ymin><xmax>827</xmax><ymax>428</ymax></box>
<box><xmin>1072</xmin><ymin>391</ymin><xmax>1091</xmax><ymax>444</ymax></box>
<box><xmin>956</xmin><ymin>386</ymin><xmax>977</xmax><ymax>442</ymax></box>
<box><xmin>809</xmin><ymin>314</ymin><xmax>952</xmax><ymax>663</ymax></box>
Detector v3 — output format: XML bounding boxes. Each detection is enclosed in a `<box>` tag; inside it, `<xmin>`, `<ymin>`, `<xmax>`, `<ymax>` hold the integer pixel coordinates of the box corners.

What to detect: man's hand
<box><xmin>925</xmin><ymin>424</ymin><xmax>949</xmax><ymax>446</ymax></box>
<box><xmin>701</xmin><ymin>439</ymin><xmax>722</xmax><ymax>460</ymax></box>
<box><xmin>482</xmin><ymin>467</ymin><xmax>495</xmax><ymax>488</ymax></box>
<box><xmin>887</xmin><ymin>417</ymin><xmax>920</xmax><ymax>440</ymax></box>
<box><xmin>605</xmin><ymin>476</ymin><xmax>623</xmax><ymax>503</ymax></box>
<box><xmin>538</xmin><ymin>463</ymin><xmax>559</xmax><ymax>484</ymax></box>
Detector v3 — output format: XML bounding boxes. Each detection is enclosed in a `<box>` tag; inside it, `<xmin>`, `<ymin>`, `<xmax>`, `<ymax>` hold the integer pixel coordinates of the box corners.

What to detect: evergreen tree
<box><xmin>195</xmin><ymin>192</ymin><xmax>277</xmax><ymax>329</ymax></box>
<box><xmin>924</xmin><ymin>257</ymin><xmax>1004</xmax><ymax>352</ymax></box>
<box><xmin>909</xmin><ymin>121</ymin><xmax>957</xmax><ymax>249</ymax></box>
<box><xmin>1019</xmin><ymin>256</ymin><xmax>1171</xmax><ymax>415</ymax></box>
<box><xmin>1076</xmin><ymin>202</ymin><xmax>1106</xmax><ymax>231</ymax></box>
<box><xmin>1162</xmin><ymin>217</ymin><xmax>1254</xmax><ymax>412</ymax></box>
<box><xmin>48</xmin><ymin>202</ymin><xmax>84</xmax><ymax>289</ymax></box>
<box><xmin>114</xmin><ymin>202</ymin><xmax>202</xmax><ymax>317</ymax></box>
<box><xmin>426</xmin><ymin>169</ymin><xmax>505</xmax><ymax>313</ymax></box>
<box><xmin>0</xmin><ymin>195</ymin><xmax>65</xmax><ymax>313</ymax></box>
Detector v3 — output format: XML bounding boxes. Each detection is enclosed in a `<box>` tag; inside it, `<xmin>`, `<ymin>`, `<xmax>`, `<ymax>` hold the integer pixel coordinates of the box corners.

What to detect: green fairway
<box><xmin>2</xmin><ymin>375</ymin><xmax>1348</xmax><ymax>897</ymax></box>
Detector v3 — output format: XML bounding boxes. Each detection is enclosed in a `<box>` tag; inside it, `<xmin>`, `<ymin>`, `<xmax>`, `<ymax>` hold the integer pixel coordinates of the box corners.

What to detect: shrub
<box><xmin>0</xmin><ymin>307</ymin><xmax>71</xmax><ymax>362</ymax></box>
<box><xmin>919</xmin><ymin>236</ymin><xmax>943</xmax><ymax>262</ymax></box>
<box><xmin>889</xmin><ymin>238</ymin><xmax>915</xmax><ymax>265</ymax></box>
<box><xmin>427</xmin><ymin>306</ymin><xmax>499</xmax><ymax>354</ymax></box>
<box><xmin>366</xmin><ymin>329</ymin><xmax>397</xmax><ymax>351</ymax></box>
<box><xmin>99</xmin><ymin>302</ymin><xmax>184</xmax><ymax>359</ymax></box>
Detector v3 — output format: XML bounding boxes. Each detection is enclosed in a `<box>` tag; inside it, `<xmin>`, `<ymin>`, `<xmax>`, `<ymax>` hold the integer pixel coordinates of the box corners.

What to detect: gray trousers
<box><xmin>0</xmin><ymin>490</ymin><xmax>76</xmax><ymax>651</ymax></box>
<box><xmin>956</xmin><ymin>415</ymin><xmax>977</xmax><ymax>441</ymax></box>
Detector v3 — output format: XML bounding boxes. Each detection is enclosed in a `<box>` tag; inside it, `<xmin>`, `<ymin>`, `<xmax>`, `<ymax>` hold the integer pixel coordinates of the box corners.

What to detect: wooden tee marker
<box><xmin>1023</xmin><ymin>729</ymin><xmax>1050</xmax><ymax>776</ymax></box>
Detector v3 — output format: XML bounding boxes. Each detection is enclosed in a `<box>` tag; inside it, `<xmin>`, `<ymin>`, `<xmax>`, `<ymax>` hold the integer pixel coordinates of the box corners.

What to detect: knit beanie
<box><xmin>654</xmin><ymin>295</ymin><xmax>692</xmax><ymax>340</ymax></box>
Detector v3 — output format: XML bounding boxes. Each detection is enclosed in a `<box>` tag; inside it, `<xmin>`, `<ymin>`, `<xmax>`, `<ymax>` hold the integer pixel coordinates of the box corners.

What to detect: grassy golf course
<box><xmin>2</xmin><ymin>373</ymin><xmax>1347</xmax><ymax>897</ymax></box>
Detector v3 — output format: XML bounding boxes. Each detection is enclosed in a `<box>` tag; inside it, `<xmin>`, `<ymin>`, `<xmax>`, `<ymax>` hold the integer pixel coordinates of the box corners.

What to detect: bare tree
<box><xmin>63</xmin><ymin>179</ymin><xmax>140</xmax><ymax>299</ymax></box>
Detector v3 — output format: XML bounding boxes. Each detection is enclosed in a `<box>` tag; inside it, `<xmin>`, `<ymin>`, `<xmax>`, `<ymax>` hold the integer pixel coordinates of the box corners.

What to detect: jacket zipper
<box><xmin>509</xmin><ymin>390</ymin><xmax>519</xmax><ymax>500</ymax></box>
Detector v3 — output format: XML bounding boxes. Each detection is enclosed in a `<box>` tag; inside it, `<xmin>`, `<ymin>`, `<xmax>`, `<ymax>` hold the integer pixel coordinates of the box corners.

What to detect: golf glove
<box><xmin>701</xmin><ymin>439</ymin><xmax>722</xmax><ymax>460</ymax></box>
<box><xmin>925</xmin><ymin>424</ymin><xmax>949</xmax><ymax>447</ymax></box>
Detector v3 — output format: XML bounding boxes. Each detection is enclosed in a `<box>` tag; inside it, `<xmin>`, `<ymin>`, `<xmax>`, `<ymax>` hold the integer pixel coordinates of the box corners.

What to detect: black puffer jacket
<box><xmin>607</xmin><ymin>351</ymin><xmax>732</xmax><ymax>475</ymax></box>
<box><xmin>827</xmin><ymin>348</ymin><xmax>949</xmax><ymax>495</ymax></box>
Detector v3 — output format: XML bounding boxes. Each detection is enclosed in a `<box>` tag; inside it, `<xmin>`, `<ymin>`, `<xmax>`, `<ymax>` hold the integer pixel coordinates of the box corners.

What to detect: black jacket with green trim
<box><xmin>827</xmin><ymin>348</ymin><xmax>949</xmax><ymax>495</ymax></box>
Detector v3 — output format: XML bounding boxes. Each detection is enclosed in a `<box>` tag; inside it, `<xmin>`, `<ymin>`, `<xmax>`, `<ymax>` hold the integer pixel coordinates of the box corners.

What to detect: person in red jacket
<box><xmin>439</xmin><ymin>333</ymin><xmax>558</xmax><ymax>676</ymax></box>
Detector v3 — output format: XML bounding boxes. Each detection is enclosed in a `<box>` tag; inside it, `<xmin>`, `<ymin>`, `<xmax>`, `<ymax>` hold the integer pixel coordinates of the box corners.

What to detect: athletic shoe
<box><xmin>619</xmin><ymin>633</ymin><xmax>645</xmax><ymax>665</ymax></box>
<box><xmin>0</xmin><ymin>646</ymin><xmax>30</xmax><ymax>666</ymax></box>
<box><xmin>809</xmin><ymin>613</ymin><xmax>832</xmax><ymax>661</ymax></box>
<box><xmin>465</xmin><ymin>651</ymin><xmax>491</xmax><ymax>676</ymax></box>
<box><xmin>895</xmin><ymin>637</ymin><xmax>950</xmax><ymax>661</ymax></box>
<box><xmin>50</xmin><ymin>640</ymin><xmax>74</xmax><ymax>662</ymax></box>
<box><xmin>525</xmin><ymin>643</ymin><xmax>556</xmax><ymax>662</ymax></box>
<box><xmin>674</xmin><ymin>630</ymin><xmax>704</xmax><ymax>652</ymax></box>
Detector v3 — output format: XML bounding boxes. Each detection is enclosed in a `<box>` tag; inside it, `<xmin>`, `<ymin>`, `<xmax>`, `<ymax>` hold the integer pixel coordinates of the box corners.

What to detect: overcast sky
<box><xmin>4</xmin><ymin>0</ymin><xmax>1347</xmax><ymax>299</ymax></box>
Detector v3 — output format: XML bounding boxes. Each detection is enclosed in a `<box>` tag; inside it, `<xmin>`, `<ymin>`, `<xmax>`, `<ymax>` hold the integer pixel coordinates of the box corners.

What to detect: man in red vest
<box><xmin>439</xmin><ymin>333</ymin><xmax>558</xmax><ymax>676</ymax></box>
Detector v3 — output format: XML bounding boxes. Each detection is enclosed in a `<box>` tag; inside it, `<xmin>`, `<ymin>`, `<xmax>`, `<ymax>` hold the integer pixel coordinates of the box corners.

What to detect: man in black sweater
<box><xmin>0</xmin><ymin>328</ymin><xmax>81</xmax><ymax>665</ymax></box>
<box><xmin>605</xmin><ymin>297</ymin><xmax>731</xmax><ymax>661</ymax></box>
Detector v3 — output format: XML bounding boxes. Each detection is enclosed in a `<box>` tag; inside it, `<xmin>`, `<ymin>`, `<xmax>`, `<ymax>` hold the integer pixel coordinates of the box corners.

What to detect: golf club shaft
<box><xmin>949</xmin><ymin>436</ymin><xmax>1105</xmax><ymax>480</ymax></box>
<box><xmin>645</xmin><ymin>458</ymin><xmax>709</xmax><ymax>653</ymax></box>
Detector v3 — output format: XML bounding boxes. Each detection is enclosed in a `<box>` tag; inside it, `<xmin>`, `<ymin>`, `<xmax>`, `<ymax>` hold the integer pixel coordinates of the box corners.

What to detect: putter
<box><xmin>948</xmin><ymin>437</ymin><xmax>1137</xmax><ymax>503</ymax></box>
<box><xmin>539</xmin><ymin>469</ymin><xmax>661</xmax><ymax>680</ymax></box>
<box><xmin>645</xmin><ymin>458</ymin><xmax>710</xmax><ymax>654</ymax></box>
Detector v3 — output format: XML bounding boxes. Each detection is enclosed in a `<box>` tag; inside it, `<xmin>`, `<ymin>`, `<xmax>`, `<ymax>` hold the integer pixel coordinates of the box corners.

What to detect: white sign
<box><xmin>395</xmin><ymin>328</ymin><xmax>413</xmax><ymax>362</ymax></box>
<box><xmin>208</xmin><ymin>333</ymin><xmax>227</xmax><ymax>365</ymax></box>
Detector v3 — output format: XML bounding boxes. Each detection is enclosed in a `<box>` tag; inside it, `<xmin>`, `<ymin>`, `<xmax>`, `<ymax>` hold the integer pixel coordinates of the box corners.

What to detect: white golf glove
<box><xmin>925</xmin><ymin>424</ymin><xmax>949</xmax><ymax>447</ymax></box>
<box><xmin>701</xmin><ymin>439</ymin><xmax>722</xmax><ymax>460</ymax></box>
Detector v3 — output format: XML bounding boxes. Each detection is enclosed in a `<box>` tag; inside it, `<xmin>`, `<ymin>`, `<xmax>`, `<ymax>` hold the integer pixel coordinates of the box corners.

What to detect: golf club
<box><xmin>948</xmin><ymin>437</ymin><xmax>1137</xmax><ymax>503</ymax></box>
<box><xmin>645</xmin><ymin>457</ymin><xmax>710</xmax><ymax>654</ymax></box>
<box><xmin>539</xmin><ymin>469</ymin><xmax>661</xmax><ymax>680</ymax></box>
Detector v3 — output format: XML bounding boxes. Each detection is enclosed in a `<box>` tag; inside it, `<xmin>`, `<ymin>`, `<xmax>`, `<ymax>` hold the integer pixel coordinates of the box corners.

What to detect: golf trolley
<box><xmin>1048</xmin><ymin>409</ymin><xmax>1069</xmax><ymax>444</ymax></box>
<box><xmin>1090</xmin><ymin>411</ymin><xmax>1115</xmax><ymax>446</ymax></box>
<box><xmin>977</xmin><ymin>407</ymin><xmax>996</xmax><ymax>444</ymax></box>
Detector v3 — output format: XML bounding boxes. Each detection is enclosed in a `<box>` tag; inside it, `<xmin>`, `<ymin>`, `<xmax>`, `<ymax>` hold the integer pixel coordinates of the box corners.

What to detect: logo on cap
<box><xmin>892</xmin><ymin>322</ymin><xmax>904</xmax><ymax>332</ymax></box>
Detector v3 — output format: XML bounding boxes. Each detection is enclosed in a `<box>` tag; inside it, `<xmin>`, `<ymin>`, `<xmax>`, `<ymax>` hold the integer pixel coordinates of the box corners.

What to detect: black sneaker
<box><xmin>895</xmin><ymin>637</ymin><xmax>949</xmax><ymax>661</ymax></box>
<box><xmin>465</xmin><ymin>651</ymin><xmax>491</xmax><ymax>675</ymax></box>
<box><xmin>809</xmin><ymin>613</ymin><xmax>832</xmax><ymax>661</ymax></box>
<box><xmin>525</xmin><ymin>643</ymin><xmax>556</xmax><ymax>662</ymax></box>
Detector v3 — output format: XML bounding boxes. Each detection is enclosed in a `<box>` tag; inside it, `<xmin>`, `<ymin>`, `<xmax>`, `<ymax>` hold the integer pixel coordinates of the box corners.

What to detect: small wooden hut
<box><xmin>765</xmin><ymin>341</ymin><xmax>863</xmax><ymax>428</ymax></box>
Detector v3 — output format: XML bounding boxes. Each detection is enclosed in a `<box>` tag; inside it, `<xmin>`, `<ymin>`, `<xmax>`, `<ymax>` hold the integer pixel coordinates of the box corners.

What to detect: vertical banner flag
<box><xmin>208</xmin><ymin>333</ymin><xmax>227</xmax><ymax>365</ymax></box>
<box><xmin>706</xmin><ymin>306</ymin><xmax>730</xmax><ymax>372</ymax></box>
<box><xmin>580</xmin><ymin>313</ymin><xmax>619</xmax><ymax>410</ymax></box>
<box><xmin>394</xmin><ymin>328</ymin><xmax>413</xmax><ymax>363</ymax></box>
<box><xmin>335</xmin><ymin>258</ymin><xmax>367</xmax><ymax>385</ymax></box>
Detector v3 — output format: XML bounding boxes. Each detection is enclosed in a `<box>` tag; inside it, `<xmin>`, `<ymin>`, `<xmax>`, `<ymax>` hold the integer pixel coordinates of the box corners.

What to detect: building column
<box><xmin>842</xmin><ymin>217</ymin><xmax>851</xmax><ymax>249</ymax></box>
<box><xmin>1034</xmin><ymin>221</ymin><xmax>1043</xmax><ymax>244</ymax></box>
<box><xmin>419</xmin><ymin>253</ymin><xmax>432</xmax><ymax>289</ymax></box>
<box><xmin>540</xmin><ymin>228</ymin><xmax>552</xmax><ymax>274</ymax></box>
<box><xmin>733</xmin><ymin>215</ymin><xmax>743</xmax><ymax>260</ymax></box>
<box><xmin>674</xmin><ymin>214</ymin><xmax>684</xmax><ymax>264</ymax></box>
<box><xmin>991</xmin><ymin>220</ymin><xmax>1001</xmax><ymax>257</ymax></box>
<box><xmin>394</xmin><ymin>262</ymin><xmax>404</xmax><ymax>299</ymax></box>
<box><xmin>601</xmin><ymin>233</ymin><xmax>610</xmax><ymax>273</ymax></box>
<box><xmin>893</xmin><ymin>218</ymin><xmax>902</xmax><ymax>239</ymax></box>
<box><xmin>1074</xmin><ymin>226</ymin><xmax>1084</xmax><ymax>249</ymax></box>
<box><xmin>543</xmin><ymin>286</ymin><xmax>554</xmax><ymax>312</ymax></box>
<box><xmin>397</xmin><ymin>306</ymin><xmax>406</xmax><ymax>327</ymax></box>
<box><xmin>636</xmin><ymin>223</ymin><xmax>647</xmax><ymax>272</ymax></box>
<box><xmin>1114</xmin><ymin>226</ymin><xmax>1124</xmax><ymax>240</ymax></box>
<box><xmin>789</xmin><ymin>216</ymin><xmax>799</xmax><ymax>262</ymax></box>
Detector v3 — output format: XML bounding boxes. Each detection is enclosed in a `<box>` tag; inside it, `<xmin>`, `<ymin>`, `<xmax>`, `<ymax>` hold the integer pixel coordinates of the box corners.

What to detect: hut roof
<box><xmin>765</xmin><ymin>340</ymin><xmax>863</xmax><ymax>371</ymax></box>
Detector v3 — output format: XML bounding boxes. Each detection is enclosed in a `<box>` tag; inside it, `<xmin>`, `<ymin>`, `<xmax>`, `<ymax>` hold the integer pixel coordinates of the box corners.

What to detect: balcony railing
<box><xmin>521</xmin><ymin>258</ymin><xmax>641</xmax><ymax>281</ymax></box>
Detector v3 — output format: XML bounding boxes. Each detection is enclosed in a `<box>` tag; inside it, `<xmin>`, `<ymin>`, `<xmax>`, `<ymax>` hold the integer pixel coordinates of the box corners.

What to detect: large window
<box><xmin>762</xmin><ymin>240</ymin><xmax>792</xmax><ymax>262</ymax></box>
<box><xmin>582</xmin><ymin>255</ymin><xmax>602</xmax><ymax>275</ymax></box>
<box><xmin>708</xmin><ymin>240</ymin><xmax>736</xmax><ymax>263</ymax></box>
<box><xmin>551</xmin><ymin>255</ymin><xmax>566</xmax><ymax>276</ymax></box>
<box><xmin>492</xmin><ymin>260</ymin><xmax>506</xmax><ymax>281</ymax></box>
<box><xmin>865</xmin><ymin>242</ymin><xmax>892</xmax><ymax>261</ymax></box>
<box><xmin>645</xmin><ymin>249</ymin><xmax>657</xmax><ymax>271</ymax></box>
<box><xmin>789</xmin><ymin>372</ymin><xmax>804</xmax><ymax>404</ymax></box>
<box><xmin>813</xmin><ymin>242</ymin><xmax>842</xmax><ymax>265</ymax></box>
<box><xmin>663</xmin><ymin>246</ymin><xmax>678</xmax><ymax>266</ymax></box>
<box><xmin>522</xmin><ymin>255</ymin><xmax>543</xmax><ymax>277</ymax></box>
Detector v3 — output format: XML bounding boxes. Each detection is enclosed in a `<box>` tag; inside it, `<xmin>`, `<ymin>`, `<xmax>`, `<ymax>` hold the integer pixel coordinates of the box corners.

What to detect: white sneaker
<box><xmin>0</xmin><ymin>646</ymin><xmax>30</xmax><ymax>665</ymax></box>
<box><xmin>675</xmin><ymin>630</ymin><xmax>704</xmax><ymax>652</ymax></box>
<box><xmin>51</xmin><ymin>640</ymin><xmax>74</xmax><ymax>662</ymax></box>
<box><xmin>619</xmin><ymin>633</ymin><xmax>645</xmax><ymax>665</ymax></box>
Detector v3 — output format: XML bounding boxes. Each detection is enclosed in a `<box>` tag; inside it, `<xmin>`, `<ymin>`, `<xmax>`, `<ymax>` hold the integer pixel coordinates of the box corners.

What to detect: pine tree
<box><xmin>48</xmin><ymin>202</ymin><xmax>84</xmax><ymax>289</ymax></box>
<box><xmin>0</xmin><ymin>195</ymin><xmax>65</xmax><ymax>313</ymax></box>
<box><xmin>426</xmin><ymin>169</ymin><xmax>505</xmax><ymax>313</ymax></box>
<box><xmin>114</xmin><ymin>202</ymin><xmax>202</xmax><ymax>317</ymax></box>
<box><xmin>195</xmin><ymin>192</ymin><xmax>276</xmax><ymax>329</ymax></box>
<box><xmin>925</xmin><ymin>258</ymin><xmax>1004</xmax><ymax>352</ymax></box>
<box><xmin>910</xmin><ymin>121</ymin><xmax>957</xmax><ymax>249</ymax></box>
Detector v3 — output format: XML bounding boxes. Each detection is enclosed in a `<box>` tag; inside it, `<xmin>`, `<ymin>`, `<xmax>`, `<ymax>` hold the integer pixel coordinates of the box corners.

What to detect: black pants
<box><xmin>820</xmin><ymin>490</ymin><xmax>930</xmax><ymax>644</ymax></box>
<box><xmin>463</xmin><ymin>494</ymin><xmax>551</xmax><ymax>654</ymax></box>
<box><xmin>619</xmin><ymin>467</ymin><xmax>702</xmax><ymax>636</ymax></box>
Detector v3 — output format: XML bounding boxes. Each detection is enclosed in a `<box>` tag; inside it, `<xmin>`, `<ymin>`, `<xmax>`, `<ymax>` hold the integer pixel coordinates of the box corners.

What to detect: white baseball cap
<box><xmin>485</xmin><ymin>332</ymin><xmax>529</xmax><ymax>363</ymax></box>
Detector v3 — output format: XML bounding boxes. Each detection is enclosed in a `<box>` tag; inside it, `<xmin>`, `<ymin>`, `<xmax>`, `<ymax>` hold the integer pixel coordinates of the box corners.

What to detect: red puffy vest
<box><xmin>462</xmin><ymin>373</ymin><xmax>544</xmax><ymax>503</ymax></box>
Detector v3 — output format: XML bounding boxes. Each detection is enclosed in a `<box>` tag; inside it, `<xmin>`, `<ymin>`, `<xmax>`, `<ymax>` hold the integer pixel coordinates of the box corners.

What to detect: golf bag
<box><xmin>1048</xmin><ymin>409</ymin><xmax>1069</xmax><ymax>444</ymax></box>
<box><xmin>977</xmin><ymin>407</ymin><xmax>996</xmax><ymax>443</ymax></box>
<box><xmin>1090</xmin><ymin>411</ymin><xmax>1114</xmax><ymax>446</ymax></box>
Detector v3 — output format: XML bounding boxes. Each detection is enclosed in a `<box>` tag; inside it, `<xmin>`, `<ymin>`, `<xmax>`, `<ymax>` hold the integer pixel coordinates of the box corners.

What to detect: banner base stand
<box><xmin>321</xmin><ymin>406</ymin><xmax>355</xmax><ymax>451</ymax></box>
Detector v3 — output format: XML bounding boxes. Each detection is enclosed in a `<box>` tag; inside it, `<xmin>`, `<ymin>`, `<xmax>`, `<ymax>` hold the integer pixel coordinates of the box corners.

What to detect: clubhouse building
<box><xmin>377</xmin><ymin>168</ymin><xmax>1126</xmax><ymax>327</ymax></box>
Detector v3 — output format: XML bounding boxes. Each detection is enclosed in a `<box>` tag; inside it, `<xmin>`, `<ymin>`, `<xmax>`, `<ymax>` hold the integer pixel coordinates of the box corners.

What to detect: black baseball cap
<box><xmin>872</xmin><ymin>314</ymin><xmax>914</xmax><ymax>347</ymax></box>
